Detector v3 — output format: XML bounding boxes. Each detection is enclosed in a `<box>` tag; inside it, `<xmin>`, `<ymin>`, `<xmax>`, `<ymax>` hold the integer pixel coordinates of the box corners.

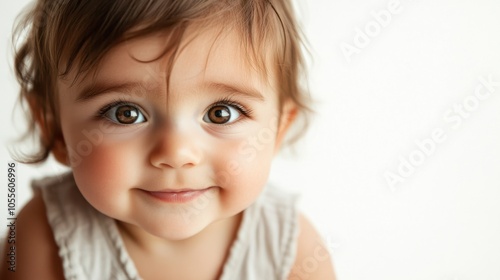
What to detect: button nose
<box><xmin>149</xmin><ymin>125</ymin><xmax>202</xmax><ymax>169</ymax></box>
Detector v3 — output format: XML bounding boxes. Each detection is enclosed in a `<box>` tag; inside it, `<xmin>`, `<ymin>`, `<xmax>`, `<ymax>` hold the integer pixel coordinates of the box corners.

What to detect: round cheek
<box><xmin>67</xmin><ymin>135</ymin><xmax>143</xmax><ymax>217</ymax></box>
<box><xmin>211</xmin><ymin>133</ymin><xmax>276</xmax><ymax>213</ymax></box>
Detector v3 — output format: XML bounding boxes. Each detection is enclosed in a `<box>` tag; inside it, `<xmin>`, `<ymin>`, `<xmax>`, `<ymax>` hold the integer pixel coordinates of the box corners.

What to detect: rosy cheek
<box><xmin>69</xmin><ymin>139</ymin><xmax>141</xmax><ymax>205</ymax></box>
<box><xmin>211</xmin><ymin>135</ymin><xmax>274</xmax><ymax>207</ymax></box>
<box><xmin>76</xmin><ymin>145</ymin><xmax>125</xmax><ymax>178</ymax></box>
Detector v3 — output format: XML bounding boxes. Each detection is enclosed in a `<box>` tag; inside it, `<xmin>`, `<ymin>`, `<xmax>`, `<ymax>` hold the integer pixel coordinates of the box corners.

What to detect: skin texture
<box><xmin>1</xmin><ymin>25</ymin><xmax>335</xmax><ymax>279</ymax></box>
<box><xmin>0</xmin><ymin>192</ymin><xmax>65</xmax><ymax>280</ymax></box>
<box><xmin>57</xmin><ymin>27</ymin><xmax>283</xmax><ymax>244</ymax></box>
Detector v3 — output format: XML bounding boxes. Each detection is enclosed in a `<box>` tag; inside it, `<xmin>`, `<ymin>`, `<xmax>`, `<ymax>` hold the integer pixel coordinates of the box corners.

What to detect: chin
<box><xmin>142</xmin><ymin>213</ymin><xmax>215</xmax><ymax>241</ymax></box>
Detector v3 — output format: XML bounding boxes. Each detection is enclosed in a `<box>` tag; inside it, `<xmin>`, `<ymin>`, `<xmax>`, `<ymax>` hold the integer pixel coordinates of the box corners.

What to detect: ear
<box><xmin>51</xmin><ymin>135</ymin><xmax>70</xmax><ymax>167</ymax></box>
<box><xmin>27</xmin><ymin>94</ymin><xmax>70</xmax><ymax>167</ymax></box>
<box><xmin>274</xmin><ymin>99</ymin><xmax>298</xmax><ymax>151</ymax></box>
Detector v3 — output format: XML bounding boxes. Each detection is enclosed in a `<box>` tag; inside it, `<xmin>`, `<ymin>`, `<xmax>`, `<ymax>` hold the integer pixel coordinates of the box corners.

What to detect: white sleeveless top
<box><xmin>32</xmin><ymin>173</ymin><xmax>299</xmax><ymax>280</ymax></box>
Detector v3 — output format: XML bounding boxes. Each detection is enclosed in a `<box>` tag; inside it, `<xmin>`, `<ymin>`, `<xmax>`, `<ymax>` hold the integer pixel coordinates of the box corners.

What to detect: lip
<box><xmin>142</xmin><ymin>188</ymin><xmax>212</xmax><ymax>203</ymax></box>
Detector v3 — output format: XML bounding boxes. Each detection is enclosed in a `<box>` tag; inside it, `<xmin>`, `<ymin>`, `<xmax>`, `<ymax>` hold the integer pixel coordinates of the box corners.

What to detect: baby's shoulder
<box><xmin>0</xmin><ymin>193</ymin><xmax>64</xmax><ymax>279</ymax></box>
<box><xmin>288</xmin><ymin>214</ymin><xmax>337</xmax><ymax>280</ymax></box>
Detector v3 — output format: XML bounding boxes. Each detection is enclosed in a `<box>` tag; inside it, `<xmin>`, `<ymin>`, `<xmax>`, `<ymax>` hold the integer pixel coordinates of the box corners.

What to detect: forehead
<box><xmin>60</xmin><ymin>24</ymin><xmax>277</xmax><ymax>100</ymax></box>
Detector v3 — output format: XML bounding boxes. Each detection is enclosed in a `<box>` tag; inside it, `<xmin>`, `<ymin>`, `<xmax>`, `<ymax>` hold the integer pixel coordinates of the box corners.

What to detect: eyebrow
<box><xmin>205</xmin><ymin>82</ymin><xmax>265</xmax><ymax>102</ymax></box>
<box><xmin>75</xmin><ymin>80</ymin><xmax>265</xmax><ymax>102</ymax></box>
<box><xmin>76</xmin><ymin>81</ymin><xmax>148</xmax><ymax>102</ymax></box>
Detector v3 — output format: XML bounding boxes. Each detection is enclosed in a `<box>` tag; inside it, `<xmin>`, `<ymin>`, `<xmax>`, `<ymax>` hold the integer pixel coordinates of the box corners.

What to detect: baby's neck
<box><xmin>116</xmin><ymin>212</ymin><xmax>243</xmax><ymax>279</ymax></box>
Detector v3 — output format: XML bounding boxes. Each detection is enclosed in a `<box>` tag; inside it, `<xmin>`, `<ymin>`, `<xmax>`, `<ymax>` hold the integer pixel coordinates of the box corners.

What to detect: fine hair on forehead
<box><xmin>12</xmin><ymin>0</ymin><xmax>311</xmax><ymax>163</ymax></box>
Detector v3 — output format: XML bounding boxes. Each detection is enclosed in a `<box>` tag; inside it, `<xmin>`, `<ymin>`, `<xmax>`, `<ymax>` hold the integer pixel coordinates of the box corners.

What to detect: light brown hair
<box><xmin>12</xmin><ymin>0</ymin><xmax>311</xmax><ymax>163</ymax></box>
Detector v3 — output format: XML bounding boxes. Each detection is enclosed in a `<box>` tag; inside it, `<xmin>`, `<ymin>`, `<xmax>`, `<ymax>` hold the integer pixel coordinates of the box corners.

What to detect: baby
<box><xmin>1</xmin><ymin>0</ymin><xmax>335</xmax><ymax>279</ymax></box>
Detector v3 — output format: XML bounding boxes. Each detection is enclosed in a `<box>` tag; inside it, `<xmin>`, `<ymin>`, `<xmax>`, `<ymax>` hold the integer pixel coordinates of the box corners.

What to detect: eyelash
<box><xmin>94</xmin><ymin>97</ymin><xmax>253</xmax><ymax>124</ymax></box>
<box><xmin>95</xmin><ymin>98</ymin><xmax>141</xmax><ymax>122</ymax></box>
<box><xmin>207</xmin><ymin>97</ymin><xmax>253</xmax><ymax>119</ymax></box>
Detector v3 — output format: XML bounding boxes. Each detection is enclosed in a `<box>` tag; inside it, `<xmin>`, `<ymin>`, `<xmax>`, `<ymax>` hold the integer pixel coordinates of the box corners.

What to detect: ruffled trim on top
<box><xmin>219</xmin><ymin>198</ymin><xmax>259</xmax><ymax>280</ymax></box>
<box><xmin>219</xmin><ymin>185</ymin><xmax>300</xmax><ymax>280</ymax></box>
<box><xmin>271</xmin><ymin>188</ymin><xmax>300</xmax><ymax>279</ymax></box>
<box><xmin>33</xmin><ymin>172</ymin><xmax>142</xmax><ymax>280</ymax></box>
<box><xmin>104</xmin><ymin>218</ymin><xmax>142</xmax><ymax>280</ymax></box>
<box><xmin>33</xmin><ymin>172</ymin><xmax>80</xmax><ymax>280</ymax></box>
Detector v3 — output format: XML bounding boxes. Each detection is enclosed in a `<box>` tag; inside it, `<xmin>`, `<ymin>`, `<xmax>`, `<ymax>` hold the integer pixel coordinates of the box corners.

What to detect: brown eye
<box><xmin>204</xmin><ymin>105</ymin><xmax>240</xmax><ymax>124</ymax></box>
<box><xmin>103</xmin><ymin>104</ymin><xmax>146</xmax><ymax>124</ymax></box>
<box><xmin>116</xmin><ymin>105</ymin><xmax>139</xmax><ymax>124</ymax></box>
<box><xmin>208</xmin><ymin>106</ymin><xmax>230</xmax><ymax>124</ymax></box>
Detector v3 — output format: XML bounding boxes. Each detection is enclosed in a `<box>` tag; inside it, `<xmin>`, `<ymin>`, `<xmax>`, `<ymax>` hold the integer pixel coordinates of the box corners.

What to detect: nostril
<box><xmin>149</xmin><ymin>138</ymin><xmax>202</xmax><ymax>169</ymax></box>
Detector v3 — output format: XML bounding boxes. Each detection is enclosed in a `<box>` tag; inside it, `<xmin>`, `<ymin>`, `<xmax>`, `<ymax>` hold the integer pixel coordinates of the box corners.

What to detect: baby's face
<box><xmin>56</xmin><ymin>25</ymin><xmax>290</xmax><ymax>239</ymax></box>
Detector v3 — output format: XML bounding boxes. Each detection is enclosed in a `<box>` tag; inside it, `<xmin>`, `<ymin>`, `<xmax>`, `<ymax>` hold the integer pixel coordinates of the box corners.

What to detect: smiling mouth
<box><xmin>142</xmin><ymin>187</ymin><xmax>213</xmax><ymax>203</ymax></box>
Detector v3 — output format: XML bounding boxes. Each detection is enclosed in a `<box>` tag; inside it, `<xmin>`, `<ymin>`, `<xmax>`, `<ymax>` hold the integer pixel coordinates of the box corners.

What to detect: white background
<box><xmin>1</xmin><ymin>0</ymin><xmax>500</xmax><ymax>279</ymax></box>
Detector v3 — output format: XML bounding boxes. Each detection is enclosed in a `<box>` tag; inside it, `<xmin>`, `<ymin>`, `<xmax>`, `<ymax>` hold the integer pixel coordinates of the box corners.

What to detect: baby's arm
<box><xmin>0</xmin><ymin>193</ymin><xmax>65</xmax><ymax>280</ymax></box>
<box><xmin>288</xmin><ymin>214</ymin><xmax>337</xmax><ymax>280</ymax></box>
